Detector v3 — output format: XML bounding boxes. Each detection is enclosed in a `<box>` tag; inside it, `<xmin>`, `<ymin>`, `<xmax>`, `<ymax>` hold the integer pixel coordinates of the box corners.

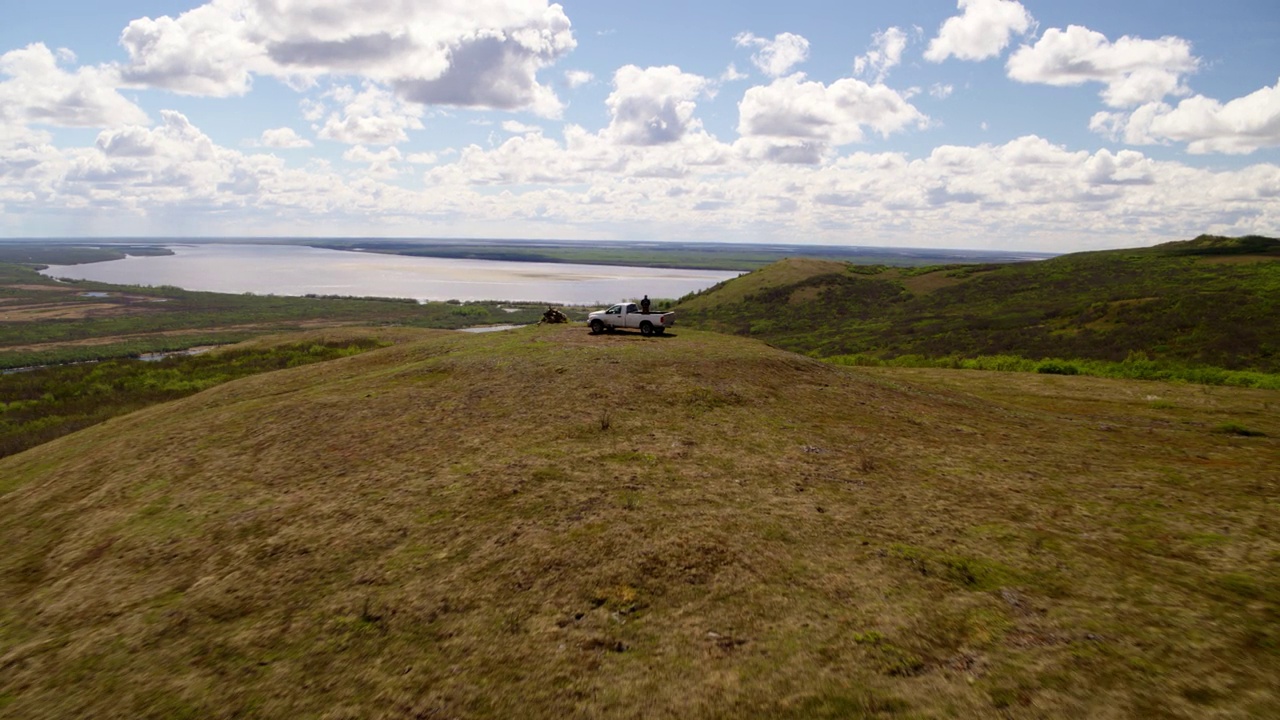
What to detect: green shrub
<box><xmin>1036</xmin><ymin>361</ymin><xmax>1080</xmax><ymax>375</ymax></box>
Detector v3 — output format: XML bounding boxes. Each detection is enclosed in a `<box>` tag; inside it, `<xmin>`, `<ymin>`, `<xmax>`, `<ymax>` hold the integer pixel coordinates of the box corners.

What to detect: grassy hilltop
<box><xmin>1</xmin><ymin>325</ymin><xmax>1277</xmax><ymax>718</ymax></box>
<box><xmin>675</xmin><ymin>235</ymin><xmax>1280</xmax><ymax>377</ymax></box>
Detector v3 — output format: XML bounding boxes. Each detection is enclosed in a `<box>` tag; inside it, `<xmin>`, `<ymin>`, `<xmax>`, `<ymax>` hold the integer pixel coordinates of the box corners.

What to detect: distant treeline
<box><xmin>0</xmin><ymin>244</ymin><xmax>173</xmax><ymax>266</ymax></box>
<box><xmin>309</xmin><ymin>239</ymin><xmax>1050</xmax><ymax>272</ymax></box>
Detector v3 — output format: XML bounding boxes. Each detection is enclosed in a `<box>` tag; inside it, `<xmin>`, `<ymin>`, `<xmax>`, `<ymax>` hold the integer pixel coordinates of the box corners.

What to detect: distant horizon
<box><xmin>2</xmin><ymin>235</ymin><xmax>1062</xmax><ymax>259</ymax></box>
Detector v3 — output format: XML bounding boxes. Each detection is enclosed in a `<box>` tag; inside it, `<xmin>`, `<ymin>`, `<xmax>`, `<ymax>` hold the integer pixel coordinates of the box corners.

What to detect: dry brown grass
<box><xmin>897</xmin><ymin>271</ymin><xmax>966</xmax><ymax>295</ymax></box>
<box><xmin>1</xmin><ymin>326</ymin><xmax>1276</xmax><ymax>718</ymax></box>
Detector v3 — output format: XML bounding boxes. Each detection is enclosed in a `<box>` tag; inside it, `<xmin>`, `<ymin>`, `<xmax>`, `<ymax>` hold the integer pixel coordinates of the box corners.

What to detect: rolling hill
<box><xmin>1</xmin><ymin>325</ymin><xmax>1277</xmax><ymax>718</ymax></box>
<box><xmin>675</xmin><ymin>235</ymin><xmax>1280</xmax><ymax>374</ymax></box>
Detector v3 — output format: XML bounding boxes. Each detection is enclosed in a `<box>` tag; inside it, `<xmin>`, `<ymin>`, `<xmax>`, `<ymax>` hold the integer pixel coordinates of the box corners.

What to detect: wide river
<box><xmin>39</xmin><ymin>244</ymin><xmax>740</xmax><ymax>305</ymax></box>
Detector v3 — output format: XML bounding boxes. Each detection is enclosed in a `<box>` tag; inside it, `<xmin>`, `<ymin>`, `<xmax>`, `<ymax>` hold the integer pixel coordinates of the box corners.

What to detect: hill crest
<box><xmin>675</xmin><ymin>235</ymin><xmax>1280</xmax><ymax>373</ymax></box>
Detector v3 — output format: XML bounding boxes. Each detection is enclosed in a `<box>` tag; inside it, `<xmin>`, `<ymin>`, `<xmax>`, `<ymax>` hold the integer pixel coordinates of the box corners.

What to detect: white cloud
<box><xmin>854</xmin><ymin>28</ymin><xmax>908</xmax><ymax>83</ymax></box>
<box><xmin>94</xmin><ymin>112</ymin><xmax>211</xmax><ymax>159</ymax></box>
<box><xmin>425</xmin><ymin>116</ymin><xmax>734</xmax><ymax>189</ymax></box>
<box><xmin>1007</xmin><ymin>25</ymin><xmax>1199</xmax><ymax>107</ymax></box>
<box><xmin>502</xmin><ymin>121</ymin><xmax>542</xmax><ymax>134</ymax></box>
<box><xmin>119</xmin><ymin>0</ymin><xmax>576</xmax><ymax>116</ymax></box>
<box><xmin>5</xmin><ymin>110</ymin><xmax>1279</xmax><ymax>249</ymax></box>
<box><xmin>925</xmin><ymin>0</ymin><xmax>1033</xmax><ymax>63</ymax></box>
<box><xmin>1089</xmin><ymin>103</ymin><xmax>1169</xmax><ymax>146</ymax></box>
<box><xmin>316</xmin><ymin>84</ymin><xmax>425</xmax><ymax>146</ymax></box>
<box><xmin>259</xmin><ymin>127</ymin><xmax>312</xmax><ymax>148</ymax></box>
<box><xmin>300</xmin><ymin>98</ymin><xmax>326</xmax><ymax>122</ymax></box>
<box><xmin>1091</xmin><ymin>79</ymin><xmax>1280</xmax><ymax>155</ymax></box>
<box><xmin>415</xmin><ymin>131</ymin><xmax>1280</xmax><ymax>247</ymax></box>
<box><xmin>0</xmin><ymin>43</ymin><xmax>148</xmax><ymax>128</ymax></box>
<box><xmin>605</xmin><ymin>66</ymin><xmax>710</xmax><ymax>146</ymax></box>
<box><xmin>565</xmin><ymin>70</ymin><xmax>594</xmax><ymax>88</ymax></box>
<box><xmin>734</xmin><ymin>32</ymin><xmax>811</xmax><ymax>78</ymax></box>
<box><xmin>428</xmin><ymin>128</ymin><xmax>599</xmax><ymax>186</ymax></box>
<box><xmin>75</xmin><ymin>110</ymin><xmax>237</xmax><ymax>200</ymax></box>
<box><xmin>406</xmin><ymin>152</ymin><xmax>438</xmax><ymax>165</ymax></box>
<box><xmin>1157</xmin><ymin>82</ymin><xmax>1280</xmax><ymax>154</ymax></box>
<box><xmin>930</xmin><ymin>83</ymin><xmax>955</xmax><ymax>100</ymax></box>
<box><xmin>736</xmin><ymin>75</ymin><xmax>928</xmax><ymax>163</ymax></box>
<box><xmin>118</xmin><ymin>3</ymin><xmax>262</xmax><ymax>96</ymax></box>
<box><xmin>343</xmin><ymin>145</ymin><xmax>402</xmax><ymax>178</ymax></box>
<box><xmin>1083</xmin><ymin>148</ymin><xmax>1157</xmax><ymax>185</ymax></box>
<box><xmin>2</xmin><ymin>109</ymin><xmax>451</xmax><ymax>228</ymax></box>
<box><xmin>342</xmin><ymin>146</ymin><xmax>399</xmax><ymax>163</ymax></box>
<box><xmin>720</xmin><ymin>63</ymin><xmax>749</xmax><ymax>83</ymax></box>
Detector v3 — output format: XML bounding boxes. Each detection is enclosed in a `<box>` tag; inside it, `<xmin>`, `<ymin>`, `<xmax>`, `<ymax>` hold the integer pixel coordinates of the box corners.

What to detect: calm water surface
<box><xmin>40</xmin><ymin>244</ymin><xmax>740</xmax><ymax>305</ymax></box>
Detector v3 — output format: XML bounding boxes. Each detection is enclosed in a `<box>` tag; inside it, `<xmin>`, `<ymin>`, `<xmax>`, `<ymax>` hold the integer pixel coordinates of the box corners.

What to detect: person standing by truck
<box><xmin>640</xmin><ymin>295</ymin><xmax>651</xmax><ymax>314</ymax></box>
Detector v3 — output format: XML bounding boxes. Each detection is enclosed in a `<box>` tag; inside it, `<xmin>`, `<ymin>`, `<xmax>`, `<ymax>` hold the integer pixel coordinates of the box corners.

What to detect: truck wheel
<box><xmin>589</xmin><ymin>319</ymin><xmax>604</xmax><ymax>334</ymax></box>
<box><xmin>640</xmin><ymin>322</ymin><xmax>654</xmax><ymax>337</ymax></box>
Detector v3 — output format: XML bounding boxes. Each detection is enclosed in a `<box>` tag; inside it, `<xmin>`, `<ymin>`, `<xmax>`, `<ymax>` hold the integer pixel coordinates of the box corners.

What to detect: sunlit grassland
<box><xmin>1</xmin><ymin>325</ymin><xmax>1275</xmax><ymax>718</ymax></box>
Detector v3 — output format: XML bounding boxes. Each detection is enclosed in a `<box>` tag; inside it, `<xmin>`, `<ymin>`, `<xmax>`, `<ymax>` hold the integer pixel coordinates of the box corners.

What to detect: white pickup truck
<box><xmin>587</xmin><ymin>302</ymin><xmax>675</xmax><ymax>336</ymax></box>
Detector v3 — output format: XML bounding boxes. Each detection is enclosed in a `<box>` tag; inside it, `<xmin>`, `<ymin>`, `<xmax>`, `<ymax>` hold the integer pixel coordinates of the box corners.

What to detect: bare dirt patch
<box><xmin>0</xmin><ymin>303</ymin><xmax>135</xmax><ymax>322</ymax></box>
<box><xmin>900</xmin><ymin>272</ymin><xmax>966</xmax><ymax>295</ymax></box>
<box><xmin>6</xmin><ymin>284</ymin><xmax>77</xmax><ymax>293</ymax></box>
<box><xmin>788</xmin><ymin>286</ymin><xmax>823</xmax><ymax>304</ymax></box>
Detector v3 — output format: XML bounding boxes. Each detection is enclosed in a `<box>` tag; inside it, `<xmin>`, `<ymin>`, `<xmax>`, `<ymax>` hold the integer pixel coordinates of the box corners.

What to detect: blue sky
<box><xmin>1</xmin><ymin>1</ymin><xmax>1278</xmax><ymax>251</ymax></box>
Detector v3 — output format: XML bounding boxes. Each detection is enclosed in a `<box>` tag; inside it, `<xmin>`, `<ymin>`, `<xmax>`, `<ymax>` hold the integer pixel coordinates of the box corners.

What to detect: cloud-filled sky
<box><xmin>1</xmin><ymin>0</ymin><xmax>1278</xmax><ymax>251</ymax></box>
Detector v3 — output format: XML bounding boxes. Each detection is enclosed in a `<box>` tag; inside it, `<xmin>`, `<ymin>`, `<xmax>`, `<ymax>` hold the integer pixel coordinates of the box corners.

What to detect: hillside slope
<box><xmin>676</xmin><ymin>235</ymin><xmax>1280</xmax><ymax>372</ymax></box>
<box><xmin>1</xmin><ymin>326</ymin><xmax>1277</xmax><ymax>718</ymax></box>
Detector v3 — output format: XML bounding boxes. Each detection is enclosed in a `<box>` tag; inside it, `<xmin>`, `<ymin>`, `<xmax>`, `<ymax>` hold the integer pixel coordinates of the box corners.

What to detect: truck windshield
<box><xmin>607</xmin><ymin>305</ymin><xmax>621</xmax><ymax>314</ymax></box>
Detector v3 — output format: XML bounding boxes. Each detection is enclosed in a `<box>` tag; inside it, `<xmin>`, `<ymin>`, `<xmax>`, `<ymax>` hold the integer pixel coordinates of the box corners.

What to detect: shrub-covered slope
<box><xmin>676</xmin><ymin>235</ymin><xmax>1280</xmax><ymax>372</ymax></box>
<box><xmin>1</xmin><ymin>325</ymin><xmax>1277</xmax><ymax>718</ymax></box>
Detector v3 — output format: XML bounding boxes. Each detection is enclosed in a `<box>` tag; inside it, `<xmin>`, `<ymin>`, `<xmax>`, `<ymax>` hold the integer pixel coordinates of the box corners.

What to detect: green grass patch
<box><xmin>827</xmin><ymin>353</ymin><xmax>1280</xmax><ymax>389</ymax></box>
<box><xmin>889</xmin><ymin>544</ymin><xmax>1022</xmax><ymax>591</ymax></box>
<box><xmin>1213</xmin><ymin>422</ymin><xmax>1267</xmax><ymax>437</ymax></box>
